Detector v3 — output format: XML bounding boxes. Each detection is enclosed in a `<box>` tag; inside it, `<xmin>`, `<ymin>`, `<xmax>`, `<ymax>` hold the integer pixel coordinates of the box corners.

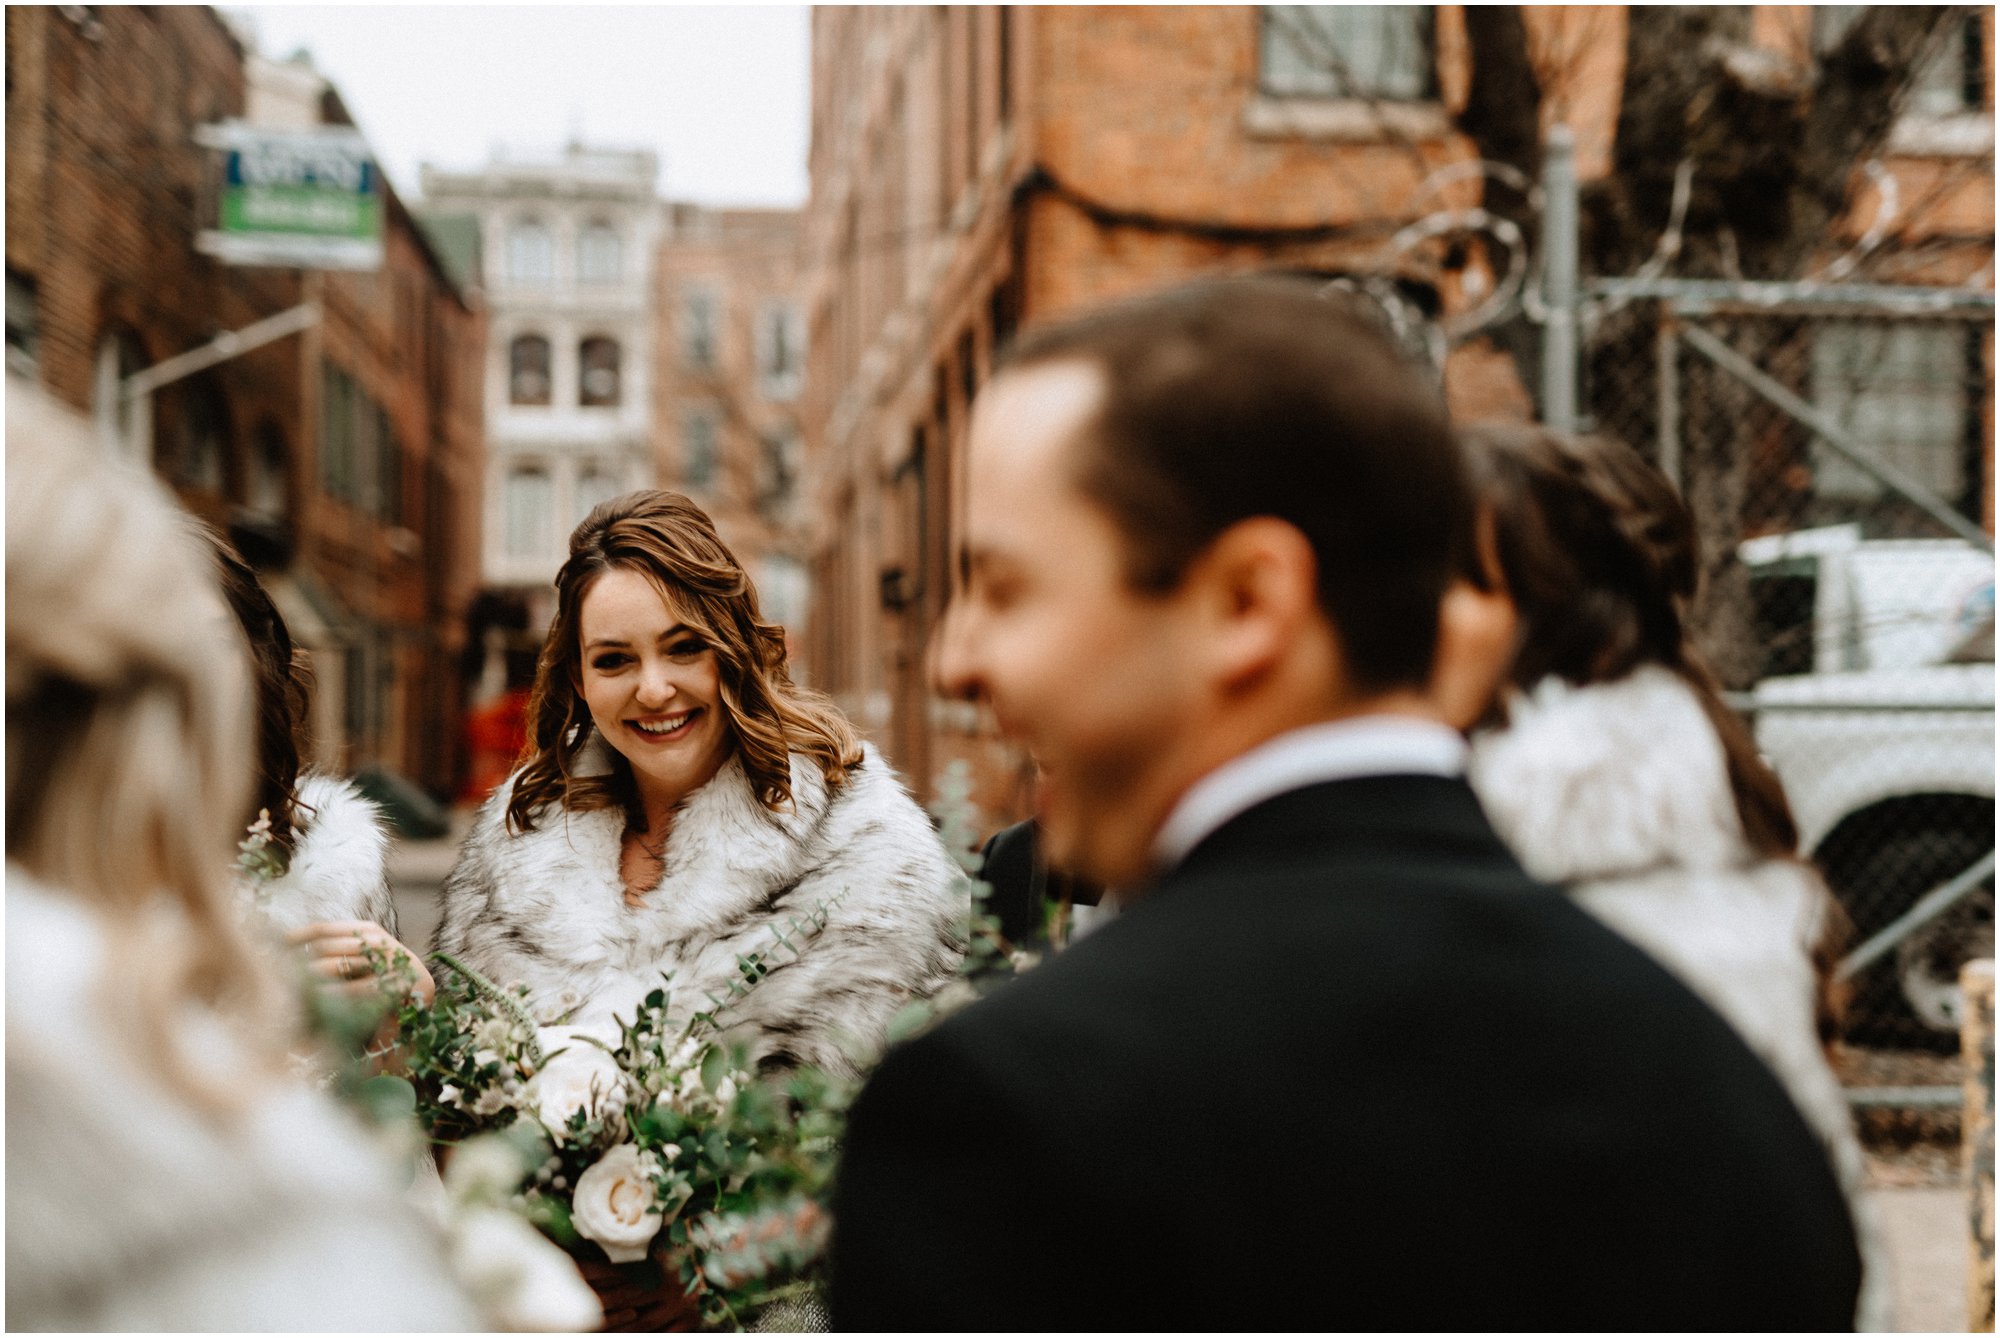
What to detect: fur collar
<box><xmin>434</xmin><ymin>742</ymin><xmax>965</xmax><ymax>1074</ymax></box>
<box><xmin>246</xmin><ymin>773</ymin><xmax>395</xmax><ymax>936</ymax></box>
<box><xmin>1467</xmin><ymin>666</ymin><xmax>1752</xmax><ymax>886</ymax></box>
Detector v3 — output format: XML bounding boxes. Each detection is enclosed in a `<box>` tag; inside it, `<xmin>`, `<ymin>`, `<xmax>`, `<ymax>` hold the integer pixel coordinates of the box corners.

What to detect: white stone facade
<box><xmin>421</xmin><ymin>145</ymin><xmax>663</xmax><ymax>593</ymax></box>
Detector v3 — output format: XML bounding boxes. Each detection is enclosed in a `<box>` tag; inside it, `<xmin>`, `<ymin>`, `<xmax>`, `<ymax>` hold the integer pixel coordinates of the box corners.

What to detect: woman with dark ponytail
<box><xmin>203</xmin><ymin>536</ymin><xmax>410</xmax><ymax>1002</ymax></box>
<box><xmin>1453</xmin><ymin>423</ymin><xmax>1887</xmax><ymax>1329</ymax></box>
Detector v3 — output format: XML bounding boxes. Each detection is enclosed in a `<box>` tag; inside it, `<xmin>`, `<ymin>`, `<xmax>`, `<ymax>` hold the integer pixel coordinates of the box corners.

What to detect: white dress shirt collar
<box><xmin>1150</xmin><ymin>715</ymin><xmax>1468</xmax><ymax>874</ymax></box>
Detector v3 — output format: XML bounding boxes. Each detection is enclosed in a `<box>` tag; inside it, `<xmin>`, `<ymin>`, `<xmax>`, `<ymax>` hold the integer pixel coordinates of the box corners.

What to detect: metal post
<box><xmin>1655</xmin><ymin>315</ymin><xmax>1681</xmax><ymax>491</ymax></box>
<box><xmin>1540</xmin><ymin>124</ymin><xmax>1579</xmax><ymax>433</ymax></box>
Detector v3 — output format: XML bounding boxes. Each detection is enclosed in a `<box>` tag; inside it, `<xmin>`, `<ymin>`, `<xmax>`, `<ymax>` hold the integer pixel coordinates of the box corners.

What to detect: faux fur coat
<box><xmin>1467</xmin><ymin>665</ymin><xmax>1890</xmax><ymax>1331</ymax></box>
<box><xmin>243</xmin><ymin>773</ymin><xmax>397</xmax><ymax>938</ymax></box>
<box><xmin>432</xmin><ymin>741</ymin><xmax>966</xmax><ymax>1078</ymax></box>
<box><xmin>5</xmin><ymin>869</ymin><xmax>477</xmax><ymax>1331</ymax></box>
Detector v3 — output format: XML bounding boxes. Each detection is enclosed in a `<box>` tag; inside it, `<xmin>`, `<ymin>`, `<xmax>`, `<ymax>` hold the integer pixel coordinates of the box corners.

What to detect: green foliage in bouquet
<box><xmin>373</xmin><ymin>898</ymin><xmax>856</xmax><ymax>1329</ymax></box>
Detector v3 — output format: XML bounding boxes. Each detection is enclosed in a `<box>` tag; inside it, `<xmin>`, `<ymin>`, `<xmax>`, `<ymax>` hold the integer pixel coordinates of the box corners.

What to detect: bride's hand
<box><xmin>288</xmin><ymin>920</ymin><xmax>436</xmax><ymax>1005</ymax></box>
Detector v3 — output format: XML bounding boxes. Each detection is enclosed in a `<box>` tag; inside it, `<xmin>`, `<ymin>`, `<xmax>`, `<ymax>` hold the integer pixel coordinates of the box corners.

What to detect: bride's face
<box><xmin>576</xmin><ymin>567</ymin><xmax>734</xmax><ymax>812</ymax></box>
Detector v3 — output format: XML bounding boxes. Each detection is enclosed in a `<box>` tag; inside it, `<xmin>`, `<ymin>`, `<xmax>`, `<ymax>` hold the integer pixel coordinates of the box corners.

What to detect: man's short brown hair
<box><xmin>1002</xmin><ymin>274</ymin><xmax>1470</xmax><ymax>692</ymax></box>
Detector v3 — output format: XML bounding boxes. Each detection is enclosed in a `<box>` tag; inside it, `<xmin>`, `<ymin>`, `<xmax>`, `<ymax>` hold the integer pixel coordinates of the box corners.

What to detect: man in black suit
<box><xmin>830</xmin><ymin>277</ymin><xmax>1861</xmax><ymax>1330</ymax></box>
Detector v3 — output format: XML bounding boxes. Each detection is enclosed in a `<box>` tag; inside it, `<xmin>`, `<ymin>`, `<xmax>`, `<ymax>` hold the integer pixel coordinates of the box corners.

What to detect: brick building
<box><xmin>654</xmin><ymin>203</ymin><xmax>814</xmax><ymax>661</ymax></box>
<box><xmin>5</xmin><ymin>6</ymin><xmax>487</xmax><ymax>798</ymax></box>
<box><xmin>801</xmin><ymin>5</ymin><xmax>1994</xmax><ymax>820</ymax></box>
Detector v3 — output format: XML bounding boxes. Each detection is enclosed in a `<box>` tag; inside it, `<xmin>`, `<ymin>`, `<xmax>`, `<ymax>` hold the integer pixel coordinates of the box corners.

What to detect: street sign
<box><xmin>194</xmin><ymin>123</ymin><xmax>383</xmax><ymax>270</ymax></box>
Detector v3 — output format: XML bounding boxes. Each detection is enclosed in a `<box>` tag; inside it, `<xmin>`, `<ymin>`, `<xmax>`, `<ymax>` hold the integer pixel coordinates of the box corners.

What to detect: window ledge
<box><xmin>1242</xmin><ymin>95</ymin><xmax>1451</xmax><ymax>143</ymax></box>
<box><xmin>1886</xmin><ymin>112</ymin><xmax>1994</xmax><ymax>159</ymax></box>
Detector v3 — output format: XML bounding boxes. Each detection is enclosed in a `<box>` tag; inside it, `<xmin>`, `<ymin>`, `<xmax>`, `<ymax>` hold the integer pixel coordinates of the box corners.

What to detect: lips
<box><xmin>626</xmin><ymin>709</ymin><xmax>699</xmax><ymax>742</ymax></box>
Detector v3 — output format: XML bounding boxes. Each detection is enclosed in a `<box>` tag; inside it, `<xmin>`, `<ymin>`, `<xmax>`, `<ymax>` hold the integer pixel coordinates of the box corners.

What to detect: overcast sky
<box><xmin>226</xmin><ymin>5</ymin><xmax>811</xmax><ymax>206</ymax></box>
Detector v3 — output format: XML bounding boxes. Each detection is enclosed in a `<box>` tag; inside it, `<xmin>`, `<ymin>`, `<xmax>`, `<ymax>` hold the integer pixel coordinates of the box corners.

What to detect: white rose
<box><xmin>712</xmin><ymin>1075</ymin><xmax>738</xmax><ymax>1108</ymax></box>
<box><xmin>570</xmin><ymin>1143</ymin><xmax>664</xmax><ymax>1265</ymax></box>
<box><xmin>678</xmin><ymin>1063</ymin><xmax>708</xmax><ymax>1101</ymax></box>
<box><xmin>443</xmin><ymin>1131</ymin><xmax>529</xmax><ymax>1204</ymax></box>
<box><xmin>529</xmin><ymin>1027</ymin><xmax>625</xmax><ymax>1141</ymax></box>
<box><xmin>451</xmin><ymin>1205</ymin><xmax>603</xmax><ymax>1332</ymax></box>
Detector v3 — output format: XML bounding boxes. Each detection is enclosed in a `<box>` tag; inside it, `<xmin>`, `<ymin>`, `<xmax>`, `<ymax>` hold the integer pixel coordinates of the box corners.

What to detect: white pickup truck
<box><xmin>1741</xmin><ymin>525</ymin><xmax>1994</xmax><ymax>1046</ymax></box>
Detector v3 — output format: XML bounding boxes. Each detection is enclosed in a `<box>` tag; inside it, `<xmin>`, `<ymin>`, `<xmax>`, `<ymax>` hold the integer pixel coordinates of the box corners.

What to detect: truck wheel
<box><xmin>1832</xmin><ymin>826</ymin><xmax>1994</xmax><ymax>1049</ymax></box>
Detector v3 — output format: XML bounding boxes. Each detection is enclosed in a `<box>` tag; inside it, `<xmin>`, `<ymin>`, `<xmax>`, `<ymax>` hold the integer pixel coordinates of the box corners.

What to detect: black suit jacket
<box><xmin>831</xmin><ymin>775</ymin><xmax>1861</xmax><ymax>1331</ymax></box>
<box><xmin>978</xmin><ymin>820</ymin><xmax>1101</xmax><ymax>948</ymax></box>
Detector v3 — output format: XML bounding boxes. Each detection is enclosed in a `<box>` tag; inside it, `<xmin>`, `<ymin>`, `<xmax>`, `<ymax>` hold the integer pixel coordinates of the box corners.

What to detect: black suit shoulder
<box><xmin>833</xmin><ymin>776</ymin><xmax>1861</xmax><ymax>1331</ymax></box>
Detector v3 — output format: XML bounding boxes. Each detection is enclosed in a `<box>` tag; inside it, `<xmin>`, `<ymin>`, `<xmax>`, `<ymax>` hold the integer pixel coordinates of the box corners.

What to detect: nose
<box><xmin>635</xmin><ymin>658</ymin><xmax>676</xmax><ymax>710</ymax></box>
<box><xmin>930</xmin><ymin>597</ymin><xmax>982</xmax><ymax>703</ymax></box>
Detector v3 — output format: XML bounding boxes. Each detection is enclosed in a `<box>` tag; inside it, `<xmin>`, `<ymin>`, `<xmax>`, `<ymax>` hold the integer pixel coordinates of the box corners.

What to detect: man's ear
<box><xmin>1432</xmin><ymin>579</ymin><xmax>1519</xmax><ymax>732</ymax></box>
<box><xmin>1186</xmin><ymin>517</ymin><xmax>1323</xmax><ymax>693</ymax></box>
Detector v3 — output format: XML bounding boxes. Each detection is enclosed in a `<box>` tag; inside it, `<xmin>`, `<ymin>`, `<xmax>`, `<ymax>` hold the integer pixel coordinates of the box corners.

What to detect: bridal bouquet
<box><xmin>369</xmin><ymin>903</ymin><xmax>854</xmax><ymax>1330</ymax></box>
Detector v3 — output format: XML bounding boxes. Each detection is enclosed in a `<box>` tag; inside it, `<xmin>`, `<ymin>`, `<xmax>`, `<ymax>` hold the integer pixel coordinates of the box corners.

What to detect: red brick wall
<box><xmin>7</xmin><ymin>5</ymin><xmax>486</xmax><ymax>796</ymax></box>
<box><xmin>805</xmin><ymin>2</ymin><xmax>1993</xmax><ymax>828</ymax></box>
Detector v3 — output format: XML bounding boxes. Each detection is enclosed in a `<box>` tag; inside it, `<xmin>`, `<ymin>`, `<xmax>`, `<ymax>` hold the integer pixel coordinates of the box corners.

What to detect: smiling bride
<box><xmin>372</xmin><ymin>490</ymin><xmax>964</xmax><ymax>1080</ymax></box>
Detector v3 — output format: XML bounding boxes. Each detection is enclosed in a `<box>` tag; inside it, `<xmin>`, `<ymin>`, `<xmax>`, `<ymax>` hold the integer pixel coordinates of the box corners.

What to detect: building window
<box><xmin>575</xmin><ymin>462</ymin><xmax>623</xmax><ymax>527</ymax></box>
<box><xmin>1810</xmin><ymin>321</ymin><xmax>1974</xmax><ymax>519</ymax></box>
<box><xmin>508</xmin><ymin>218</ymin><xmax>554</xmax><ymax>284</ymax></box>
<box><xmin>93</xmin><ymin>329</ymin><xmax>147</xmax><ymax>459</ymax></box>
<box><xmin>758</xmin><ymin>426</ymin><xmax>804</xmax><ymax>524</ymax></box>
<box><xmin>504</xmin><ymin>464</ymin><xmax>554</xmax><ymax>559</ymax></box>
<box><xmin>756</xmin><ymin>301</ymin><xmax>806</xmax><ymax>401</ymax></box>
<box><xmin>321</xmin><ymin>361</ymin><xmax>356</xmax><ymax>500</ymax></box>
<box><xmin>683</xmin><ymin>406</ymin><xmax>720</xmax><ymax>490</ymax></box>
<box><xmin>165</xmin><ymin>377</ymin><xmax>230</xmax><ymax>493</ymax></box>
<box><xmin>578</xmin><ymin>222</ymin><xmax>623</xmax><ymax>284</ymax></box>
<box><xmin>683</xmin><ymin>287</ymin><xmax>720</xmax><ymax>371</ymax></box>
<box><xmin>509</xmin><ymin>333</ymin><xmax>552</xmax><ymax>405</ymax></box>
<box><xmin>1816</xmin><ymin>8</ymin><xmax>1982</xmax><ymax>117</ymax></box>
<box><xmin>1258</xmin><ymin>6</ymin><xmax>1435</xmax><ymax>101</ymax></box>
<box><xmin>374</xmin><ymin>405</ymin><xmax>401</xmax><ymax>523</ymax></box>
<box><xmin>6</xmin><ymin>269</ymin><xmax>37</xmax><ymax>375</ymax></box>
<box><xmin>756</xmin><ymin>553</ymin><xmax>809</xmax><ymax>632</ymax></box>
<box><xmin>246</xmin><ymin>419</ymin><xmax>289</xmax><ymax>518</ymax></box>
<box><xmin>579</xmin><ymin>336</ymin><xmax>622</xmax><ymax>407</ymax></box>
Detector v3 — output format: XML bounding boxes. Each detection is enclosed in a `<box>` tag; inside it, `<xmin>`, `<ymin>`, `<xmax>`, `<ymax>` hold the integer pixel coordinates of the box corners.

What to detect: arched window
<box><xmin>509</xmin><ymin>334</ymin><xmax>552</xmax><ymax>405</ymax></box>
<box><xmin>578</xmin><ymin>222</ymin><xmax>623</xmax><ymax>284</ymax></box>
<box><xmin>508</xmin><ymin>218</ymin><xmax>554</xmax><ymax>284</ymax></box>
<box><xmin>579</xmin><ymin>336</ymin><xmax>622</xmax><ymax>407</ymax></box>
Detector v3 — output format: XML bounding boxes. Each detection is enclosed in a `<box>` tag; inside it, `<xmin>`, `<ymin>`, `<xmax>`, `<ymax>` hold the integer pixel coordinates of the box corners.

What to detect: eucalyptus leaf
<box><xmin>356</xmin><ymin>1074</ymin><xmax>418</xmax><ymax>1124</ymax></box>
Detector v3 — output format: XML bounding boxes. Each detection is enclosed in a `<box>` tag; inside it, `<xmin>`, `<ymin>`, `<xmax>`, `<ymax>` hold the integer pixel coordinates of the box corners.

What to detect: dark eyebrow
<box><xmin>584</xmin><ymin>625</ymin><xmax>692</xmax><ymax>652</ymax></box>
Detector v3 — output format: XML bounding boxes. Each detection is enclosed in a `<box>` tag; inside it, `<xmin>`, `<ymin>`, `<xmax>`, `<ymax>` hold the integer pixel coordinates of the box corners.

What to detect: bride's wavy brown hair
<box><xmin>507</xmin><ymin>490</ymin><xmax>862</xmax><ymax>834</ymax></box>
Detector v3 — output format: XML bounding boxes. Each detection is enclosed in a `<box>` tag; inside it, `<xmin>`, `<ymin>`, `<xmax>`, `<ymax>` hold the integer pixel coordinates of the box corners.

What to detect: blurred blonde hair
<box><xmin>5</xmin><ymin>383</ymin><xmax>291</xmax><ymax>1111</ymax></box>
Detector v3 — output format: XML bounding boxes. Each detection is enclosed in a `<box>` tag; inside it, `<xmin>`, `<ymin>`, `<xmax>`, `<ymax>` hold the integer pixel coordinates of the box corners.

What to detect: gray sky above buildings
<box><xmin>227</xmin><ymin>5</ymin><xmax>811</xmax><ymax>206</ymax></box>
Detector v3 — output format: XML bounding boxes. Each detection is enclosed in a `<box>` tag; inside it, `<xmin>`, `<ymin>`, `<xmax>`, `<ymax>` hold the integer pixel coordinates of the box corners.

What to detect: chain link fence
<box><xmin>1578</xmin><ymin>280</ymin><xmax>1994</xmax><ymax>1062</ymax></box>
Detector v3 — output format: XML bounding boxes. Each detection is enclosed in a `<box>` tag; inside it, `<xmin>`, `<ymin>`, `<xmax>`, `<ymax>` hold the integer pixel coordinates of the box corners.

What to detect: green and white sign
<box><xmin>196</xmin><ymin>124</ymin><xmax>383</xmax><ymax>270</ymax></box>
